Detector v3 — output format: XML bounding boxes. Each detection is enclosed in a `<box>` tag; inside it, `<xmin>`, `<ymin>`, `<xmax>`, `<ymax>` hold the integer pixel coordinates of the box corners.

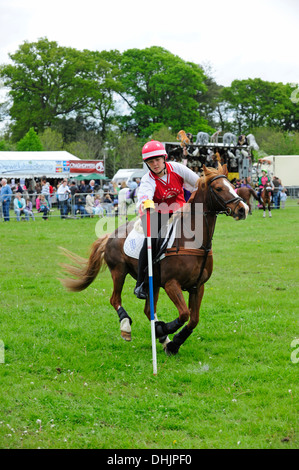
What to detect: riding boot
<box><xmin>134</xmin><ymin>238</ymin><xmax>148</xmax><ymax>299</ymax></box>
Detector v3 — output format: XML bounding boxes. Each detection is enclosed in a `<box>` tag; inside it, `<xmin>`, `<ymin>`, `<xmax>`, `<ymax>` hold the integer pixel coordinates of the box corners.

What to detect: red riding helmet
<box><xmin>142</xmin><ymin>140</ymin><xmax>167</xmax><ymax>161</ymax></box>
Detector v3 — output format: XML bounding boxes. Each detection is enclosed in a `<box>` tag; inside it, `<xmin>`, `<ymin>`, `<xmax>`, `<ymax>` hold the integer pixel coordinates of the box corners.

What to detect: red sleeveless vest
<box><xmin>150</xmin><ymin>163</ymin><xmax>185</xmax><ymax>213</ymax></box>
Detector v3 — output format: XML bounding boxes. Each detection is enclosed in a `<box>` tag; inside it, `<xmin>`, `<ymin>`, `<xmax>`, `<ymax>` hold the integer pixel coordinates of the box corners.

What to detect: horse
<box><xmin>118</xmin><ymin>186</ymin><xmax>139</xmax><ymax>216</ymax></box>
<box><xmin>235</xmin><ymin>187</ymin><xmax>259</xmax><ymax>214</ymax></box>
<box><xmin>60</xmin><ymin>164</ymin><xmax>249</xmax><ymax>357</ymax></box>
<box><xmin>260</xmin><ymin>184</ymin><xmax>272</xmax><ymax>218</ymax></box>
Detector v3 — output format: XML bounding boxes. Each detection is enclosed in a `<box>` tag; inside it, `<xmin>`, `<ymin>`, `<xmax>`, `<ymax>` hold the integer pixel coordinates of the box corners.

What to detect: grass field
<box><xmin>0</xmin><ymin>200</ymin><xmax>298</xmax><ymax>450</ymax></box>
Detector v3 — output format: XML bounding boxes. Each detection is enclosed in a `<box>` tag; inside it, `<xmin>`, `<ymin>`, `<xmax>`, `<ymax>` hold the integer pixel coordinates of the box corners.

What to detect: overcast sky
<box><xmin>0</xmin><ymin>0</ymin><xmax>298</xmax><ymax>87</ymax></box>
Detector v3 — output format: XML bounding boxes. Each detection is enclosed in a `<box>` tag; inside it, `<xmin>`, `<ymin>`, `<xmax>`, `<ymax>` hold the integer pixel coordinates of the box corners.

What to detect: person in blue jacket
<box><xmin>0</xmin><ymin>178</ymin><xmax>12</xmax><ymax>222</ymax></box>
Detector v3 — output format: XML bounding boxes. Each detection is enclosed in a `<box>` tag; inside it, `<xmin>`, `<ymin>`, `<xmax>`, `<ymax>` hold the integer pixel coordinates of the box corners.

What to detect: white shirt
<box><xmin>57</xmin><ymin>184</ymin><xmax>70</xmax><ymax>201</ymax></box>
<box><xmin>137</xmin><ymin>161</ymin><xmax>199</xmax><ymax>209</ymax></box>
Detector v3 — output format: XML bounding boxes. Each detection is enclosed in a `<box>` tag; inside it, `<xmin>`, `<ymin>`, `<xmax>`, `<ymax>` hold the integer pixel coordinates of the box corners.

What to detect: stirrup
<box><xmin>134</xmin><ymin>283</ymin><xmax>148</xmax><ymax>299</ymax></box>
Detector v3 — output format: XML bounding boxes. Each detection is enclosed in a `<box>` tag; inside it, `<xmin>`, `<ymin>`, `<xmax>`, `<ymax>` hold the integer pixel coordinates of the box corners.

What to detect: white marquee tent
<box><xmin>0</xmin><ymin>151</ymin><xmax>80</xmax><ymax>178</ymax></box>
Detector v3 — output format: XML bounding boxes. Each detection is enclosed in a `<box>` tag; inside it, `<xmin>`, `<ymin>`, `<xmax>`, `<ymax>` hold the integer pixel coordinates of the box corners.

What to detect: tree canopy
<box><xmin>118</xmin><ymin>46</ymin><xmax>213</xmax><ymax>136</ymax></box>
<box><xmin>0</xmin><ymin>38</ymin><xmax>298</xmax><ymax>177</ymax></box>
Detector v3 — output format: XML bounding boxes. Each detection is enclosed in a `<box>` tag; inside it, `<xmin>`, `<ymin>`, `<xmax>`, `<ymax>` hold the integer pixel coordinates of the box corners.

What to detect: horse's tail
<box><xmin>59</xmin><ymin>234</ymin><xmax>109</xmax><ymax>292</ymax></box>
<box><xmin>249</xmin><ymin>188</ymin><xmax>259</xmax><ymax>200</ymax></box>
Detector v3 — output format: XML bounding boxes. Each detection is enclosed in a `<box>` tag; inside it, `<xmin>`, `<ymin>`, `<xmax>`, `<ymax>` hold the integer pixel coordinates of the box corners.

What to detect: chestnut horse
<box><xmin>235</xmin><ymin>187</ymin><xmax>259</xmax><ymax>215</ymax></box>
<box><xmin>60</xmin><ymin>164</ymin><xmax>249</xmax><ymax>356</ymax></box>
<box><xmin>260</xmin><ymin>184</ymin><xmax>272</xmax><ymax>217</ymax></box>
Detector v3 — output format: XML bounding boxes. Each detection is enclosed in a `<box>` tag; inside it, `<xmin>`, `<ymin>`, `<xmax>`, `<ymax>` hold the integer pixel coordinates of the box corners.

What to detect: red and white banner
<box><xmin>69</xmin><ymin>160</ymin><xmax>104</xmax><ymax>174</ymax></box>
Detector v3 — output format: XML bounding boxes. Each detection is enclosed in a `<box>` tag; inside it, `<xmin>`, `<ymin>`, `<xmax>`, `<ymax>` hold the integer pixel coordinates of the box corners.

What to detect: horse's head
<box><xmin>202</xmin><ymin>164</ymin><xmax>249</xmax><ymax>220</ymax></box>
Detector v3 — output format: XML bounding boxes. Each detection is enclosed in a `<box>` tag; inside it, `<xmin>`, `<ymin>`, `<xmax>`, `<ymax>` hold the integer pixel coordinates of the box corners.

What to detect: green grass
<box><xmin>0</xmin><ymin>201</ymin><xmax>298</xmax><ymax>449</ymax></box>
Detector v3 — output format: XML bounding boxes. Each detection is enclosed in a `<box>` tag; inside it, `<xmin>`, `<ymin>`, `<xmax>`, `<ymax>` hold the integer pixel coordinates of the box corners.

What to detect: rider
<box><xmin>134</xmin><ymin>140</ymin><xmax>200</xmax><ymax>299</ymax></box>
<box><xmin>256</xmin><ymin>169</ymin><xmax>271</xmax><ymax>203</ymax></box>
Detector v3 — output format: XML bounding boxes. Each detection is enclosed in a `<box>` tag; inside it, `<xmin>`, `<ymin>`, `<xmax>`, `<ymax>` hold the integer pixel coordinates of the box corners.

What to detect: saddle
<box><xmin>123</xmin><ymin>217</ymin><xmax>177</xmax><ymax>262</ymax></box>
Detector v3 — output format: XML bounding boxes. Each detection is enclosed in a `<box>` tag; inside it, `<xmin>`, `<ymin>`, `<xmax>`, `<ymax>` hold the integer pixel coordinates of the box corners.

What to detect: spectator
<box><xmin>272</xmin><ymin>176</ymin><xmax>281</xmax><ymax>209</ymax></box>
<box><xmin>38</xmin><ymin>194</ymin><xmax>50</xmax><ymax>220</ymax></box>
<box><xmin>280</xmin><ymin>188</ymin><xmax>287</xmax><ymax>209</ymax></box>
<box><xmin>73</xmin><ymin>190</ymin><xmax>87</xmax><ymax>218</ymax></box>
<box><xmin>15</xmin><ymin>181</ymin><xmax>24</xmax><ymax>194</ymax></box>
<box><xmin>35</xmin><ymin>194</ymin><xmax>41</xmax><ymax>211</ymax></box>
<box><xmin>93</xmin><ymin>194</ymin><xmax>104</xmax><ymax>217</ymax></box>
<box><xmin>78</xmin><ymin>180</ymin><xmax>86</xmax><ymax>194</ymax></box>
<box><xmin>85</xmin><ymin>189</ymin><xmax>95</xmax><ymax>217</ymax></box>
<box><xmin>102</xmin><ymin>192</ymin><xmax>114</xmax><ymax>216</ymax></box>
<box><xmin>241</xmin><ymin>177</ymin><xmax>252</xmax><ymax>189</ymax></box>
<box><xmin>89</xmin><ymin>179</ymin><xmax>95</xmax><ymax>194</ymax></box>
<box><xmin>41</xmin><ymin>179</ymin><xmax>50</xmax><ymax>207</ymax></box>
<box><xmin>35</xmin><ymin>180</ymin><xmax>42</xmax><ymax>194</ymax></box>
<box><xmin>14</xmin><ymin>192</ymin><xmax>29</xmax><ymax>221</ymax></box>
<box><xmin>25</xmin><ymin>198</ymin><xmax>35</xmax><ymax>221</ymax></box>
<box><xmin>57</xmin><ymin>179</ymin><xmax>71</xmax><ymax>219</ymax></box>
<box><xmin>0</xmin><ymin>178</ymin><xmax>12</xmax><ymax>222</ymax></box>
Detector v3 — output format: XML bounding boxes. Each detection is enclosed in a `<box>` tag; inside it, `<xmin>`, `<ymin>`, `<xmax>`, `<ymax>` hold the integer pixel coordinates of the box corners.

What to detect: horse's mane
<box><xmin>200</xmin><ymin>165</ymin><xmax>226</xmax><ymax>187</ymax></box>
<box><xmin>186</xmin><ymin>164</ymin><xmax>227</xmax><ymax>206</ymax></box>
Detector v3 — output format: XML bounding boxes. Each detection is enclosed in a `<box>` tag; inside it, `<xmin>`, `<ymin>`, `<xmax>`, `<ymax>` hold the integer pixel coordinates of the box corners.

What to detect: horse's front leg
<box><xmin>187</xmin><ymin>284</ymin><xmax>205</xmax><ymax>331</ymax></box>
<box><xmin>144</xmin><ymin>286</ymin><xmax>171</xmax><ymax>351</ymax></box>
<box><xmin>165</xmin><ymin>283</ymin><xmax>205</xmax><ymax>356</ymax></box>
<box><xmin>268</xmin><ymin>202</ymin><xmax>272</xmax><ymax>217</ymax></box>
<box><xmin>155</xmin><ymin>279</ymin><xmax>192</xmax><ymax>356</ymax></box>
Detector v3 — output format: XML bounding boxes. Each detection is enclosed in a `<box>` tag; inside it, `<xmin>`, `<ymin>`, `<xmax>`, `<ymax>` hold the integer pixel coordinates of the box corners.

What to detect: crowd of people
<box><xmin>0</xmin><ymin>176</ymin><xmax>140</xmax><ymax>222</ymax></box>
<box><xmin>0</xmin><ymin>167</ymin><xmax>289</xmax><ymax>222</ymax></box>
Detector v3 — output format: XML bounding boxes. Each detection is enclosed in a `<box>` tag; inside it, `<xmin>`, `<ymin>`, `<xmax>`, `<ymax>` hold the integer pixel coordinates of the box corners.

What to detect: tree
<box><xmin>16</xmin><ymin>127</ymin><xmax>43</xmax><ymax>151</ymax></box>
<box><xmin>82</xmin><ymin>49</ymin><xmax>123</xmax><ymax>142</ymax></box>
<box><xmin>221</xmin><ymin>78</ymin><xmax>299</xmax><ymax>134</ymax></box>
<box><xmin>252</xmin><ymin>127</ymin><xmax>299</xmax><ymax>155</ymax></box>
<box><xmin>39</xmin><ymin>127</ymin><xmax>64</xmax><ymax>150</ymax></box>
<box><xmin>197</xmin><ymin>62</ymin><xmax>225</xmax><ymax>130</ymax></box>
<box><xmin>0</xmin><ymin>38</ymin><xmax>116</xmax><ymax>141</ymax></box>
<box><xmin>117</xmin><ymin>46</ymin><xmax>213</xmax><ymax>137</ymax></box>
<box><xmin>65</xmin><ymin>130</ymin><xmax>103</xmax><ymax>160</ymax></box>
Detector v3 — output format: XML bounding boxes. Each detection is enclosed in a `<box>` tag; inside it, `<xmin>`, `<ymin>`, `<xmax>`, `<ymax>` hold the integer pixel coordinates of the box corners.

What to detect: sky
<box><xmin>0</xmin><ymin>0</ymin><xmax>298</xmax><ymax>87</ymax></box>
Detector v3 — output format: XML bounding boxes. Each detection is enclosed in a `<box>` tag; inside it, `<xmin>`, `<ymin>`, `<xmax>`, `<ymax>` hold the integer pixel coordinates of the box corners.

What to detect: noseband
<box><xmin>207</xmin><ymin>175</ymin><xmax>242</xmax><ymax>215</ymax></box>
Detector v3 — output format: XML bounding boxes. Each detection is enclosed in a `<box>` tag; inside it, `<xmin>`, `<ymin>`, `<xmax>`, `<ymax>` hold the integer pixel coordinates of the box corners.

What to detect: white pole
<box><xmin>144</xmin><ymin>201</ymin><xmax>157</xmax><ymax>375</ymax></box>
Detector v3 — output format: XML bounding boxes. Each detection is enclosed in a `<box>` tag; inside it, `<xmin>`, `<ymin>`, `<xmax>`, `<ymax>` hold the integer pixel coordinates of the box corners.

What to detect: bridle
<box><xmin>188</xmin><ymin>174</ymin><xmax>243</xmax><ymax>291</ymax></box>
<box><xmin>207</xmin><ymin>174</ymin><xmax>242</xmax><ymax>216</ymax></box>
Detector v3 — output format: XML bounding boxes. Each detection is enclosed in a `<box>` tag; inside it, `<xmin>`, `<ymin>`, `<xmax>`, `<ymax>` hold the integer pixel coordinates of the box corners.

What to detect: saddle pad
<box><xmin>123</xmin><ymin>218</ymin><xmax>177</xmax><ymax>259</ymax></box>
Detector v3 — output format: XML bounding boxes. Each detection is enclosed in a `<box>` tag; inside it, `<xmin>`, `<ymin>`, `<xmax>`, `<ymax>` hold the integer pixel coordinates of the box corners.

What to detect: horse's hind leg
<box><xmin>110</xmin><ymin>267</ymin><xmax>133</xmax><ymax>341</ymax></box>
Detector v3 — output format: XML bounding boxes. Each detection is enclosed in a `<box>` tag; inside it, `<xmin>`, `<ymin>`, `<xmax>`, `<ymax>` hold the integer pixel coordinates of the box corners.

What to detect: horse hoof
<box><xmin>120</xmin><ymin>317</ymin><xmax>131</xmax><ymax>341</ymax></box>
<box><xmin>121</xmin><ymin>331</ymin><xmax>132</xmax><ymax>341</ymax></box>
<box><xmin>165</xmin><ymin>341</ymin><xmax>180</xmax><ymax>356</ymax></box>
<box><xmin>160</xmin><ymin>335</ymin><xmax>171</xmax><ymax>350</ymax></box>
